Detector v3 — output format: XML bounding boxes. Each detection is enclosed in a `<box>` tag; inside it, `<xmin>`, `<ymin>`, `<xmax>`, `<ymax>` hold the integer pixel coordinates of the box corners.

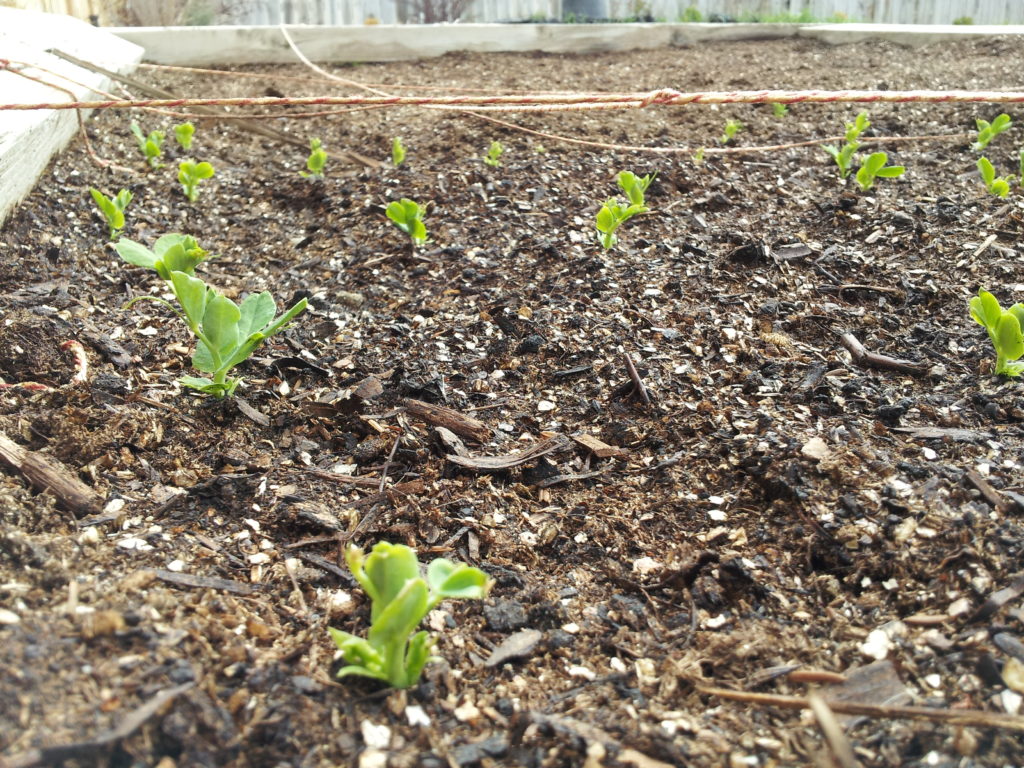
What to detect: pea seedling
<box><xmin>596</xmin><ymin>199</ymin><xmax>646</xmax><ymax>250</ymax></box>
<box><xmin>719</xmin><ymin>119</ymin><xmax>743</xmax><ymax>145</ymax></box>
<box><xmin>89</xmin><ymin>187</ymin><xmax>132</xmax><ymax>240</ymax></box>
<box><xmin>130</xmin><ymin>121</ymin><xmax>165</xmax><ymax>170</ymax></box>
<box><xmin>178</xmin><ymin>160</ymin><xmax>215</xmax><ymax>203</ymax></box>
<box><xmin>973</xmin><ymin>113</ymin><xmax>1012</xmax><ymax>151</ymax></box>
<box><xmin>116</xmin><ymin>234</ymin><xmax>307</xmax><ymax>398</ymax></box>
<box><xmin>969</xmin><ymin>289</ymin><xmax>1024</xmax><ymax>377</ymax></box>
<box><xmin>483</xmin><ymin>140</ymin><xmax>503</xmax><ymax>167</ymax></box>
<box><xmin>386</xmin><ymin>198</ymin><xmax>428</xmax><ymax>246</ymax></box>
<box><xmin>174</xmin><ymin>122</ymin><xmax>195</xmax><ymax>151</ymax></box>
<box><xmin>823</xmin><ymin>110</ymin><xmax>870</xmax><ymax>179</ymax></box>
<box><xmin>617</xmin><ymin>170</ymin><xmax>655</xmax><ymax>207</ymax></box>
<box><xmin>115</xmin><ymin>233</ymin><xmax>211</xmax><ymax>279</ymax></box>
<box><xmin>855</xmin><ymin>152</ymin><xmax>905</xmax><ymax>191</ymax></box>
<box><xmin>772</xmin><ymin>102</ymin><xmax>789</xmax><ymax>118</ymax></box>
<box><xmin>977</xmin><ymin>157</ymin><xmax>1014</xmax><ymax>198</ymax></box>
<box><xmin>300</xmin><ymin>138</ymin><xmax>327</xmax><ymax>179</ymax></box>
<box><xmin>329</xmin><ymin>542</ymin><xmax>491</xmax><ymax>689</ymax></box>
<box><xmin>392</xmin><ymin>137</ymin><xmax>406</xmax><ymax>167</ymax></box>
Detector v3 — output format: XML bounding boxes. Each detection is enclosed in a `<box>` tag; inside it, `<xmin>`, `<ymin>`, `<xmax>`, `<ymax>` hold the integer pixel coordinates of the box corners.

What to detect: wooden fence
<box><xmin>5</xmin><ymin>0</ymin><xmax>1023</xmax><ymax>25</ymax></box>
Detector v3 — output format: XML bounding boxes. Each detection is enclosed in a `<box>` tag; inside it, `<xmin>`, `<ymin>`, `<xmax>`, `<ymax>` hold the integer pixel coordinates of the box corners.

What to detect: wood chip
<box><xmin>446</xmin><ymin>434</ymin><xmax>571</xmax><ymax>472</ymax></box>
<box><xmin>234</xmin><ymin>397</ymin><xmax>270</xmax><ymax>427</ymax></box>
<box><xmin>403</xmin><ymin>398</ymin><xmax>491</xmax><ymax>443</ymax></box>
<box><xmin>571</xmin><ymin>433</ymin><xmax>626</xmax><ymax>458</ymax></box>
<box><xmin>436</xmin><ymin>426</ymin><xmax>470</xmax><ymax>458</ymax></box>
<box><xmin>153</xmin><ymin>569</ymin><xmax>259</xmax><ymax>596</ymax></box>
<box><xmin>484</xmin><ymin>629</ymin><xmax>543</xmax><ymax>667</ymax></box>
<box><xmin>969</xmin><ymin>572</ymin><xmax>1024</xmax><ymax>623</ymax></box>
<box><xmin>891</xmin><ymin>426</ymin><xmax>991</xmax><ymax>442</ymax></box>
<box><xmin>0</xmin><ymin>431</ymin><xmax>102</xmax><ymax>517</ymax></box>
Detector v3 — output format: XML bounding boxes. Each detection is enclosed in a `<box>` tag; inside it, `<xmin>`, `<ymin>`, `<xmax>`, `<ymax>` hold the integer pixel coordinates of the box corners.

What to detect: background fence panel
<box><xmin>7</xmin><ymin>0</ymin><xmax>1024</xmax><ymax>25</ymax></box>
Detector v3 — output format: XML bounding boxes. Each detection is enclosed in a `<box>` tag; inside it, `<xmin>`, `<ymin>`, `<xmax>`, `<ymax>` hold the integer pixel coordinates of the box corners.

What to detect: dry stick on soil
<box><xmin>807</xmin><ymin>690</ymin><xmax>862</xmax><ymax>768</ymax></box>
<box><xmin>965</xmin><ymin>467</ymin><xmax>1012</xmax><ymax>514</ymax></box>
<box><xmin>47</xmin><ymin>48</ymin><xmax>380</xmax><ymax>169</ymax></box>
<box><xmin>623</xmin><ymin>352</ymin><xmax>651</xmax><ymax>405</ymax></box>
<box><xmin>403</xmin><ymin>398</ymin><xmax>492</xmax><ymax>443</ymax></box>
<box><xmin>2</xmin><ymin>682</ymin><xmax>194</xmax><ymax>768</ymax></box>
<box><xmin>701</xmin><ymin>686</ymin><xmax>1024</xmax><ymax>732</ymax></box>
<box><xmin>836</xmin><ymin>330</ymin><xmax>928</xmax><ymax>377</ymax></box>
<box><xmin>0</xmin><ymin>431</ymin><xmax>102</xmax><ymax>517</ymax></box>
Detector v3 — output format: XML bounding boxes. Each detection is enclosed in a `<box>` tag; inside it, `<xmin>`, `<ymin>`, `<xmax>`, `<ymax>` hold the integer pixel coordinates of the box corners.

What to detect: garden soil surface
<box><xmin>3</xmin><ymin>34</ymin><xmax>1024</xmax><ymax>768</ymax></box>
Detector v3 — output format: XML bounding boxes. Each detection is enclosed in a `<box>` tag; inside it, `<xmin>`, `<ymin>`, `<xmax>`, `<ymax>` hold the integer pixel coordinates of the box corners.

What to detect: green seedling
<box><xmin>329</xmin><ymin>542</ymin><xmax>491</xmax><ymax>689</ymax></box>
<box><xmin>969</xmin><ymin>289</ymin><xmax>1024</xmax><ymax>377</ymax></box>
<box><xmin>174</xmin><ymin>122</ymin><xmax>195</xmax><ymax>151</ymax></box>
<box><xmin>116</xmin><ymin>234</ymin><xmax>307</xmax><ymax>398</ymax></box>
<box><xmin>977</xmin><ymin>156</ymin><xmax>1014</xmax><ymax>198</ymax></box>
<box><xmin>616</xmin><ymin>170</ymin><xmax>655</xmax><ymax>207</ymax></box>
<box><xmin>483</xmin><ymin>140</ymin><xmax>503</xmax><ymax>167</ymax></box>
<box><xmin>719</xmin><ymin>119</ymin><xmax>743</xmax><ymax>145</ymax></box>
<box><xmin>115</xmin><ymin>233</ymin><xmax>212</xmax><ymax>280</ymax></box>
<box><xmin>89</xmin><ymin>187</ymin><xmax>132</xmax><ymax>240</ymax></box>
<box><xmin>973</xmin><ymin>113</ymin><xmax>1012</xmax><ymax>151</ymax></box>
<box><xmin>595</xmin><ymin>198</ymin><xmax>646</xmax><ymax>250</ymax></box>
<box><xmin>1019</xmin><ymin>148</ymin><xmax>1024</xmax><ymax>186</ymax></box>
<box><xmin>692</xmin><ymin>147</ymin><xmax>706</xmax><ymax>165</ymax></box>
<box><xmin>772</xmin><ymin>102</ymin><xmax>789</xmax><ymax>118</ymax></box>
<box><xmin>823</xmin><ymin>110</ymin><xmax>870</xmax><ymax>179</ymax></box>
<box><xmin>386</xmin><ymin>198</ymin><xmax>428</xmax><ymax>246</ymax></box>
<box><xmin>855</xmin><ymin>151</ymin><xmax>905</xmax><ymax>191</ymax></box>
<box><xmin>178</xmin><ymin>160</ymin><xmax>215</xmax><ymax>203</ymax></box>
<box><xmin>130</xmin><ymin>121</ymin><xmax>165</xmax><ymax>170</ymax></box>
<box><xmin>300</xmin><ymin>138</ymin><xmax>327</xmax><ymax>179</ymax></box>
<box><xmin>391</xmin><ymin>137</ymin><xmax>406</xmax><ymax>167</ymax></box>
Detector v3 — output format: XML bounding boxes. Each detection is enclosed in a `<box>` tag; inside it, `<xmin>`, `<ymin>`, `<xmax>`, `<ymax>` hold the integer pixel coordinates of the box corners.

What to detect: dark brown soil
<box><xmin>3</xmin><ymin>35</ymin><xmax>1024</xmax><ymax>768</ymax></box>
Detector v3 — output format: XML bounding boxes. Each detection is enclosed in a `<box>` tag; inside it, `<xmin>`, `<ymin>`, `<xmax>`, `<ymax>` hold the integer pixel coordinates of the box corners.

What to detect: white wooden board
<box><xmin>0</xmin><ymin>8</ymin><xmax>143</xmax><ymax>225</ymax></box>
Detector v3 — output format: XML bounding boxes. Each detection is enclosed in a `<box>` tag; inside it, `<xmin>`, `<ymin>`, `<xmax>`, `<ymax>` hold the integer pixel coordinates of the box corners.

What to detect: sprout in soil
<box><xmin>977</xmin><ymin>156</ymin><xmax>1014</xmax><ymax>198</ymax></box>
<box><xmin>973</xmin><ymin>113</ymin><xmax>1012</xmax><ymax>152</ymax></box>
<box><xmin>178</xmin><ymin>160</ymin><xmax>215</xmax><ymax>203</ymax></box>
<box><xmin>300</xmin><ymin>138</ymin><xmax>327</xmax><ymax>179</ymax></box>
<box><xmin>392</xmin><ymin>137</ymin><xmax>406</xmax><ymax>167</ymax></box>
<box><xmin>617</xmin><ymin>170</ymin><xmax>655</xmax><ymax>208</ymax></box>
<box><xmin>595</xmin><ymin>199</ymin><xmax>646</xmax><ymax>250</ymax></box>
<box><xmin>719</xmin><ymin>119</ymin><xmax>743</xmax><ymax>145</ymax></box>
<box><xmin>855</xmin><ymin>151</ymin><xmax>905</xmax><ymax>191</ymax></box>
<box><xmin>130</xmin><ymin>121</ymin><xmax>165</xmax><ymax>170</ymax></box>
<box><xmin>386</xmin><ymin>198</ymin><xmax>429</xmax><ymax>246</ymax></box>
<box><xmin>483</xmin><ymin>140</ymin><xmax>503</xmax><ymax>167</ymax></box>
<box><xmin>174</xmin><ymin>122</ymin><xmax>195</xmax><ymax>151</ymax></box>
<box><xmin>329</xmin><ymin>542</ymin><xmax>491</xmax><ymax>689</ymax></box>
<box><xmin>115</xmin><ymin>234</ymin><xmax>307</xmax><ymax>397</ymax></box>
<box><xmin>89</xmin><ymin>187</ymin><xmax>132</xmax><ymax>240</ymax></box>
<box><xmin>823</xmin><ymin>110</ymin><xmax>870</xmax><ymax>179</ymax></box>
<box><xmin>969</xmin><ymin>289</ymin><xmax>1024</xmax><ymax>377</ymax></box>
<box><xmin>772</xmin><ymin>102</ymin><xmax>789</xmax><ymax>118</ymax></box>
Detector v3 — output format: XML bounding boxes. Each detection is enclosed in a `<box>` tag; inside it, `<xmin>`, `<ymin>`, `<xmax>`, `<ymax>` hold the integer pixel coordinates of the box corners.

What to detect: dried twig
<box><xmin>836</xmin><ymin>331</ymin><xmax>927</xmax><ymax>377</ymax></box>
<box><xmin>403</xmin><ymin>398</ymin><xmax>492</xmax><ymax>443</ymax></box>
<box><xmin>623</xmin><ymin>352</ymin><xmax>651</xmax><ymax>405</ymax></box>
<box><xmin>2</xmin><ymin>682</ymin><xmax>194</xmax><ymax>768</ymax></box>
<box><xmin>807</xmin><ymin>691</ymin><xmax>861</xmax><ymax>768</ymax></box>
<box><xmin>0</xmin><ymin>431</ymin><xmax>102</xmax><ymax>516</ymax></box>
<box><xmin>701</xmin><ymin>686</ymin><xmax>1024</xmax><ymax>732</ymax></box>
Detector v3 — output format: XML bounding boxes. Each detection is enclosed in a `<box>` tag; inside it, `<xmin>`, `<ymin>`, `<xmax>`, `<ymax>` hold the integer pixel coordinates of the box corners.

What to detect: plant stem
<box><xmin>385</xmin><ymin>638</ymin><xmax>408</xmax><ymax>688</ymax></box>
